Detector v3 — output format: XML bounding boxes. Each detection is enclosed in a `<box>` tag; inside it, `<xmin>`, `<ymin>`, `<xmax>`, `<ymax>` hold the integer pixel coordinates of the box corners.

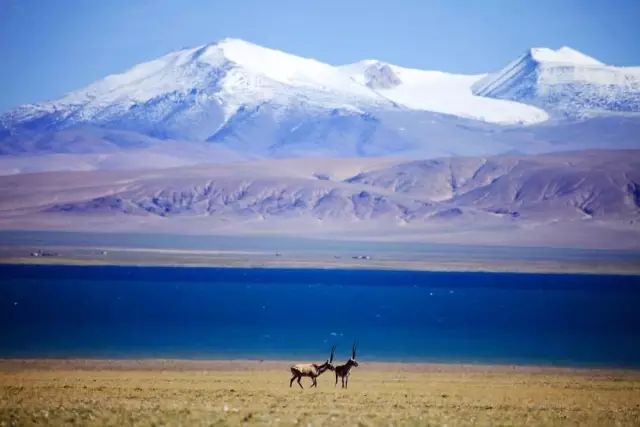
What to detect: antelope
<box><xmin>289</xmin><ymin>345</ymin><xmax>335</xmax><ymax>389</ymax></box>
<box><xmin>335</xmin><ymin>343</ymin><xmax>359</xmax><ymax>388</ymax></box>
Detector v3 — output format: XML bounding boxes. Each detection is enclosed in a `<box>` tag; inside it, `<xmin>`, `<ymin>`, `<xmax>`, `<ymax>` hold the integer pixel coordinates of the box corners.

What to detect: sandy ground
<box><xmin>1</xmin><ymin>359</ymin><xmax>639</xmax><ymax>426</ymax></box>
<box><xmin>2</xmin><ymin>246</ymin><xmax>640</xmax><ymax>275</ymax></box>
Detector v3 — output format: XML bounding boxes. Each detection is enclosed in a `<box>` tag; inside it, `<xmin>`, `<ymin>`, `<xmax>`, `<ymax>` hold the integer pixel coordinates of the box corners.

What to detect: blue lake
<box><xmin>1</xmin><ymin>265</ymin><xmax>639</xmax><ymax>367</ymax></box>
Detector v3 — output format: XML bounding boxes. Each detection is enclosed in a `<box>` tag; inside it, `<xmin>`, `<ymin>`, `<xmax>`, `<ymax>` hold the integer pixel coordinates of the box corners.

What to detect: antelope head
<box><xmin>348</xmin><ymin>342</ymin><xmax>359</xmax><ymax>368</ymax></box>
<box><xmin>318</xmin><ymin>345</ymin><xmax>336</xmax><ymax>373</ymax></box>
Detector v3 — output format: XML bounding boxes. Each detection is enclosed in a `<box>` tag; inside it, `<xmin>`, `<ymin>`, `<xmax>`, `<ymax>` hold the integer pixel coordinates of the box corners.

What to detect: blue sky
<box><xmin>1</xmin><ymin>0</ymin><xmax>639</xmax><ymax>112</ymax></box>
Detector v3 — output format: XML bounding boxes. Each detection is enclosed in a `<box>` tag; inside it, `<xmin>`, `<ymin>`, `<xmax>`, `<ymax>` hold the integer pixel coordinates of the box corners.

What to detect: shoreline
<box><xmin>2</xmin><ymin>358</ymin><xmax>639</xmax><ymax>374</ymax></box>
<box><xmin>2</xmin><ymin>245</ymin><xmax>640</xmax><ymax>275</ymax></box>
<box><xmin>1</xmin><ymin>229</ymin><xmax>639</xmax><ymax>275</ymax></box>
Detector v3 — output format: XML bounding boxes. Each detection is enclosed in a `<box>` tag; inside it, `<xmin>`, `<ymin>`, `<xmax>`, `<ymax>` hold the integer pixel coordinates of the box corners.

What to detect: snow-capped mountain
<box><xmin>1</xmin><ymin>40</ymin><xmax>639</xmax><ymax>160</ymax></box>
<box><xmin>472</xmin><ymin>47</ymin><xmax>640</xmax><ymax>117</ymax></box>
<box><xmin>0</xmin><ymin>40</ymin><xmax>638</xmax><ymax>251</ymax></box>
<box><xmin>0</xmin><ymin>39</ymin><xmax>543</xmax><ymax>156</ymax></box>
<box><xmin>0</xmin><ymin>38</ymin><xmax>547</xmax><ymax>136</ymax></box>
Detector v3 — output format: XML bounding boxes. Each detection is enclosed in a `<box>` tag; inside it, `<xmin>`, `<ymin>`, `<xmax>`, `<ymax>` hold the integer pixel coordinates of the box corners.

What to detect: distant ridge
<box><xmin>473</xmin><ymin>46</ymin><xmax>640</xmax><ymax>117</ymax></box>
<box><xmin>1</xmin><ymin>150</ymin><xmax>638</xmax><ymax>249</ymax></box>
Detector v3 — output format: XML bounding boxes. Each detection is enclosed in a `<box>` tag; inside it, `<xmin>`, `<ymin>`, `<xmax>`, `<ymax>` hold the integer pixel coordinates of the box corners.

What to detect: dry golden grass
<box><xmin>1</xmin><ymin>360</ymin><xmax>640</xmax><ymax>426</ymax></box>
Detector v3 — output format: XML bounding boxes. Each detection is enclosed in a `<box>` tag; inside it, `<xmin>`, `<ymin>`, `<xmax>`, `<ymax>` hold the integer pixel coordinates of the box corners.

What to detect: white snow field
<box><xmin>339</xmin><ymin>60</ymin><xmax>547</xmax><ymax>124</ymax></box>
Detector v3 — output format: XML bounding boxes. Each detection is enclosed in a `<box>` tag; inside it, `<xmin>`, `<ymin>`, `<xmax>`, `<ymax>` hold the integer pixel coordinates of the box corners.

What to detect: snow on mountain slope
<box><xmin>2</xmin><ymin>39</ymin><xmax>391</xmax><ymax>142</ymax></box>
<box><xmin>340</xmin><ymin>61</ymin><xmax>548</xmax><ymax>124</ymax></box>
<box><xmin>0</xmin><ymin>38</ymin><xmax>549</xmax><ymax>145</ymax></box>
<box><xmin>2</xmin><ymin>40</ymin><xmax>639</xmax><ymax>161</ymax></box>
<box><xmin>529</xmin><ymin>47</ymin><xmax>603</xmax><ymax>66</ymax></box>
<box><xmin>473</xmin><ymin>46</ymin><xmax>640</xmax><ymax>116</ymax></box>
<box><xmin>56</xmin><ymin>38</ymin><xmax>380</xmax><ymax>115</ymax></box>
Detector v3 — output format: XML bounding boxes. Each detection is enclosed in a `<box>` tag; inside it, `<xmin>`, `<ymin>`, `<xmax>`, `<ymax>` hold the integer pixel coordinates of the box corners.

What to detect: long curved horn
<box><xmin>330</xmin><ymin>345</ymin><xmax>336</xmax><ymax>363</ymax></box>
<box><xmin>352</xmin><ymin>342</ymin><xmax>357</xmax><ymax>359</ymax></box>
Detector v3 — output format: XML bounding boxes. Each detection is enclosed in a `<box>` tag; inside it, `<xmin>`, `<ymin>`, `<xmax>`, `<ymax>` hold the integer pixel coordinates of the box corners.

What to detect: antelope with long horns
<box><xmin>335</xmin><ymin>342</ymin><xmax>359</xmax><ymax>388</ymax></box>
<box><xmin>289</xmin><ymin>345</ymin><xmax>335</xmax><ymax>389</ymax></box>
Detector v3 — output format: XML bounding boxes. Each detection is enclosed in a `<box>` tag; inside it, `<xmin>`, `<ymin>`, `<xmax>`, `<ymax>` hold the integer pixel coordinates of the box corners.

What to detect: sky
<box><xmin>1</xmin><ymin>0</ymin><xmax>639</xmax><ymax>112</ymax></box>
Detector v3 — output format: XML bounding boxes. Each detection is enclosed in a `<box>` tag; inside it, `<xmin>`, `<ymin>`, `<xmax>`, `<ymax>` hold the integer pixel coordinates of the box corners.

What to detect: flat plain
<box><xmin>1</xmin><ymin>360</ymin><xmax>639</xmax><ymax>426</ymax></box>
<box><xmin>3</xmin><ymin>246</ymin><xmax>640</xmax><ymax>275</ymax></box>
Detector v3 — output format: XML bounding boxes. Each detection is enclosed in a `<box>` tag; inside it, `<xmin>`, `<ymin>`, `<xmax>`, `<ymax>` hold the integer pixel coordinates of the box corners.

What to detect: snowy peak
<box><xmin>3</xmin><ymin>38</ymin><xmax>393</xmax><ymax>142</ymax></box>
<box><xmin>528</xmin><ymin>46</ymin><xmax>603</xmax><ymax>66</ymax></box>
<box><xmin>1</xmin><ymin>37</ymin><xmax>552</xmax><ymax>143</ymax></box>
<box><xmin>1</xmin><ymin>39</ymin><xmax>639</xmax><ymax>158</ymax></box>
<box><xmin>473</xmin><ymin>46</ymin><xmax>640</xmax><ymax>117</ymax></box>
<box><xmin>64</xmin><ymin>37</ymin><xmax>374</xmax><ymax>105</ymax></box>
<box><xmin>214</xmin><ymin>38</ymin><xmax>364</xmax><ymax>91</ymax></box>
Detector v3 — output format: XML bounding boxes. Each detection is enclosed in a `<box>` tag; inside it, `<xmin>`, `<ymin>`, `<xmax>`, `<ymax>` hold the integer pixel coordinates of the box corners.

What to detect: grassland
<box><xmin>1</xmin><ymin>360</ymin><xmax>640</xmax><ymax>426</ymax></box>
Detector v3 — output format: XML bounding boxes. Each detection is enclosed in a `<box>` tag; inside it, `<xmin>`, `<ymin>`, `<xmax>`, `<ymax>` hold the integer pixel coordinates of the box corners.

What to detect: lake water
<box><xmin>1</xmin><ymin>265</ymin><xmax>639</xmax><ymax>367</ymax></box>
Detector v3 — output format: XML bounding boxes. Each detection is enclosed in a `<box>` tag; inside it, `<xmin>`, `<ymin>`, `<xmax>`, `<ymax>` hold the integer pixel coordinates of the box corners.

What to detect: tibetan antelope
<box><xmin>335</xmin><ymin>343</ymin><xmax>359</xmax><ymax>388</ymax></box>
<box><xmin>289</xmin><ymin>345</ymin><xmax>335</xmax><ymax>389</ymax></box>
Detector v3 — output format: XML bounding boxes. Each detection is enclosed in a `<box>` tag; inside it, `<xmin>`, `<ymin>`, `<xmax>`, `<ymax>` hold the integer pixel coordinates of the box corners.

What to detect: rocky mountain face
<box><xmin>1</xmin><ymin>151</ymin><xmax>637</xmax><ymax>246</ymax></box>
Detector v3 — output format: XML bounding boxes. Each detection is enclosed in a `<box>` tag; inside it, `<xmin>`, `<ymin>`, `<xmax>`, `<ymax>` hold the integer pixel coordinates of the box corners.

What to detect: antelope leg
<box><xmin>297</xmin><ymin>376</ymin><xmax>304</xmax><ymax>389</ymax></box>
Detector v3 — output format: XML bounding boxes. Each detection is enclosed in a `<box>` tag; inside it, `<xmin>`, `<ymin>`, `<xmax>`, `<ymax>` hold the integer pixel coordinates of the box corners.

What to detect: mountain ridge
<box><xmin>1</xmin><ymin>149</ymin><xmax>638</xmax><ymax>249</ymax></box>
<box><xmin>1</xmin><ymin>39</ymin><xmax>639</xmax><ymax>161</ymax></box>
<box><xmin>473</xmin><ymin>47</ymin><xmax>640</xmax><ymax>117</ymax></box>
<box><xmin>0</xmin><ymin>39</ymin><xmax>560</xmax><ymax>132</ymax></box>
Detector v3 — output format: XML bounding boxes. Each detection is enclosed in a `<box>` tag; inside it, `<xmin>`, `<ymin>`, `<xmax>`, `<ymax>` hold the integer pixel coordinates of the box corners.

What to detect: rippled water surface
<box><xmin>1</xmin><ymin>265</ymin><xmax>639</xmax><ymax>367</ymax></box>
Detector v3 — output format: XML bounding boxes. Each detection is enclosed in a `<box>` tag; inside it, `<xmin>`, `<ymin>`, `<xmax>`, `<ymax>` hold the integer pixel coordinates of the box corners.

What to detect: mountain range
<box><xmin>473</xmin><ymin>47</ymin><xmax>640</xmax><ymax>117</ymax></box>
<box><xmin>1</xmin><ymin>150</ymin><xmax>638</xmax><ymax>248</ymax></box>
<box><xmin>0</xmin><ymin>39</ymin><xmax>638</xmax><ymax>249</ymax></box>
<box><xmin>1</xmin><ymin>39</ymin><xmax>639</xmax><ymax>162</ymax></box>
